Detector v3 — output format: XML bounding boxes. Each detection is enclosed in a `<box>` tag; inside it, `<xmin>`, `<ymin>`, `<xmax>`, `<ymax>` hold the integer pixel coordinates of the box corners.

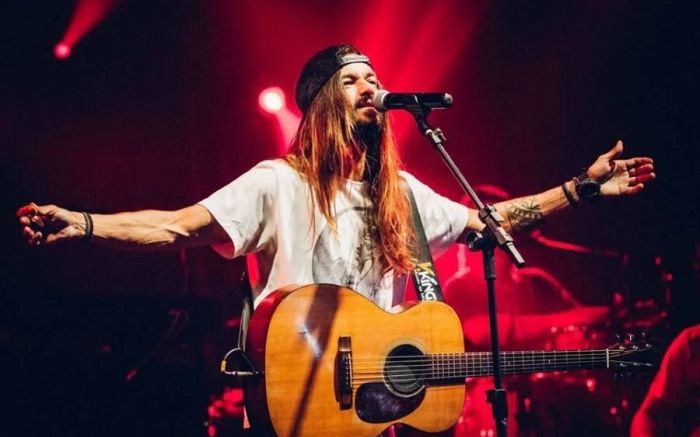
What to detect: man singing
<box><xmin>16</xmin><ymin>42</ymin><xmax>658</xmax><ymax>437</ymax></box>
<box><xmin>18</xmin><ymin>43</ymin><xmax>654</xmax><ymax>312</ymax></box>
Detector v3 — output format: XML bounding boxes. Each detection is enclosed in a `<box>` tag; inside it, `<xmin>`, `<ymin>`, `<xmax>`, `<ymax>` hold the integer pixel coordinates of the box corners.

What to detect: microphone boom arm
<box><xmin>408</xmin><ymin>106</ymin><xmax>525</xmax><ymax>267</ymax></box>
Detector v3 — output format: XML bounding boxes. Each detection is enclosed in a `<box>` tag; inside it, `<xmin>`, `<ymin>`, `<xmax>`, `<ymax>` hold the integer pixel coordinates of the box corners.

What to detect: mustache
<box><xmin>352</xmin><ymin>100</ymin><xmax>385</xmax><ymax>125</ymax></box>
<box><xmin>355</xmin><ymin>95</ymin><xmax>374</xmax><ymax>109</ymax></box>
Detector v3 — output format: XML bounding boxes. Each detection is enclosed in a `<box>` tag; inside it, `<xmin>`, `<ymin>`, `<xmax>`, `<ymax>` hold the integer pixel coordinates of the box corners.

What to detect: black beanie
<box><xmin>295</xmin><ymin>44</ymin><xmax>371</xmax><ymax>113</ymax></box>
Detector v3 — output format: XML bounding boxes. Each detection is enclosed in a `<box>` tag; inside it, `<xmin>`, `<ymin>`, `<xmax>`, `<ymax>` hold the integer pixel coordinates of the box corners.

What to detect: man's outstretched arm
<box><xmin>463</xmin><ymin>140</ymin><xmax>655</xmax><ymax>235</ymax></box>
<box><xmin>17</xmin><ymin>203</ymin><xmax>229</xmax><ymax>250</ymax></box>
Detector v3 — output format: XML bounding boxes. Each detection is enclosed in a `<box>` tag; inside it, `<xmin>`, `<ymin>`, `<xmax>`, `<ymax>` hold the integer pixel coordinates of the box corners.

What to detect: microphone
<box><xmin>373</xmin><ymin>90</ymin><xmax>453</xmax><ymax>112</ymax></box>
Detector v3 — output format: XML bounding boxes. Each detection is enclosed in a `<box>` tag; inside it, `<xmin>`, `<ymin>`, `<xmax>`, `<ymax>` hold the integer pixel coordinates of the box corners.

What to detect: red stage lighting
<box><xmin>257</xmin><ymin>87</ymin><xmax>300</xmax><ymax>152</ymax></box>
<box><xmin>56</xmin><ymin>0</ymin><xmax>124</xmax><ymax>61</ymax></box>
<box><xmin>586</xmin><ymin>377</ymin><xmax>598</xmax><ymax>393</ymax></box>
<box><xmin>258</xmin><ymin>87</ymin><xmax>286</xmax><ymax>114</ymax></box>
<box><xmin>54</xmin><ymin>42</ymin><xmax>72</xmax><ymax>60</ymax></box>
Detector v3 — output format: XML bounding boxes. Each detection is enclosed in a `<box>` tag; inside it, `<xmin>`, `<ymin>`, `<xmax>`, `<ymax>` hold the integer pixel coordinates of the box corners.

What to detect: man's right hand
<box><xmin>17</xmin><ymin>203</ymin><xmax>86</xmax><ymax>246</ymax></box>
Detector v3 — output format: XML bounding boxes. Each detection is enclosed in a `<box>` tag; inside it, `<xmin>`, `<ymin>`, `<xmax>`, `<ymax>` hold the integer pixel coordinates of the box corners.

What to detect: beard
<box><xmin>356</xmin><ymin>117</ymin><xmax>382</xmax><ymax>147</ymax></box>
<box><xmin>355</xmin><ymin>117</ymin><xmax>383</xmax><ymax>184</ymax></box>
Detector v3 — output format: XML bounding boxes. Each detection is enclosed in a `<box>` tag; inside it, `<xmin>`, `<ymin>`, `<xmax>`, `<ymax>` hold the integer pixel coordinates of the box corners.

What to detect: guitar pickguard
<box><xmin>355</xmin><ymin>382</ymin><xmax>425</xmax><ymax>423</ymax></box>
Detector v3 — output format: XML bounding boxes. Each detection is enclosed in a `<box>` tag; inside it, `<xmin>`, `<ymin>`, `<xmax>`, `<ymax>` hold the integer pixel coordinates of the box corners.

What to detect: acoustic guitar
<box><xmin>242</xmin><ymin>284</ymin><xmax>652</xmax><ymax>437</ymax></box>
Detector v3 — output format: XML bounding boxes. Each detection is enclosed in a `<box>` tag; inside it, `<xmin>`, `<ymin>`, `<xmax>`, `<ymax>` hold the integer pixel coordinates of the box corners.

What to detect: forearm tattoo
<box><xmin>505</xmin><ymin>197</ymin><xmax>545</xmax><ymax>233</ymax></box>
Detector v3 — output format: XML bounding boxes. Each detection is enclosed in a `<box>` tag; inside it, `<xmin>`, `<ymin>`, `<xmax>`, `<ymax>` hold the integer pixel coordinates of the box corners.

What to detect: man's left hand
<box><xmin>587</xmin><ymin>140</ymin><xmax>655</xmax><ymax>197</ymax></box>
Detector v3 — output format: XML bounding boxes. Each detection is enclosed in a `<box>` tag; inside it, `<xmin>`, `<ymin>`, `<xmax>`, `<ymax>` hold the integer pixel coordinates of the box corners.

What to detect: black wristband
<box><xmin>561</xmin><ymin>182</ymin><xmax>578</xmax><ymax>207</ymax></box>
<box><xmin>574</xmin><ymin>168</ymin><xmax>602</xmax><ymax>202</ymax></box>
<box><xmin>81</xmin><ymin>212</ymin><xmax>93</xmax><ymax>242</ymax></box>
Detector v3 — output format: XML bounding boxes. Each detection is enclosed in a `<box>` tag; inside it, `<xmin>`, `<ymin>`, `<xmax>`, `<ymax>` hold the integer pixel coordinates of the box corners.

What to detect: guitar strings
<box><xmin>350</xmin><ymin>359</ymin><xmax>633</xmax><ymax>385</ymax></box>
<box><xmin>351</xmin><ymin>358</ymin><xmax>610</xmax><ymax>376</ymax></box>
<box><xmin>352</xmin><ymin>362</ymin><xmax>610</xmax><ymax>376</ymax></box>
<box><xmin>349</xmin><ymin>367</ymin><xmax>635</xmax><ymax>385</ymax></box>
<box><xmin>350</xmin><ymin>353</ymin><xmax>631</xmax><ymax>374</ymax></box>
<box><xmin>349</xmin><ymin>349</ymin><xmax>634</xmax><ymax>366</ymax></box>
<box><xmin>346</xmin><ymin>350</ymin><xmax>643</xmax><ymax>385</ymax></box>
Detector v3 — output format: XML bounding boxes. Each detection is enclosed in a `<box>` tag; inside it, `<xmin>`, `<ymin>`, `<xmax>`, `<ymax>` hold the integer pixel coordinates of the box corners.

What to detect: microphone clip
<box><xmin>425</xmin><ymin>128</ymin><xmax>447</xmax><ymax>145</ymax></box>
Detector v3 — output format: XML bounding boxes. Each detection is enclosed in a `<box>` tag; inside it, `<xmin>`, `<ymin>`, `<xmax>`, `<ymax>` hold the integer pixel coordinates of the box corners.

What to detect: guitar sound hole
<box><xmin>384</xmin><ymin>344</ymin><xmax>426</xmax><ymax>396</ymax></box>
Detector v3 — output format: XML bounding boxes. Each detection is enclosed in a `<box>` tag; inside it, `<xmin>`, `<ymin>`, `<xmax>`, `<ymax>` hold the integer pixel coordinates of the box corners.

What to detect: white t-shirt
<box><xmin>198</xmin><ymin>159</ymin><xmax>469</xmax><ymax>309</ymax></box>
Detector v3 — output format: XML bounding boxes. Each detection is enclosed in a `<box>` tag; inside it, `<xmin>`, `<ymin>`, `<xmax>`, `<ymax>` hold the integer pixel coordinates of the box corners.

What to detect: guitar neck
<box><xmin>426</xmin><ymin>350</ymin><xmax>612</xmax><ymax>383</ymax></box>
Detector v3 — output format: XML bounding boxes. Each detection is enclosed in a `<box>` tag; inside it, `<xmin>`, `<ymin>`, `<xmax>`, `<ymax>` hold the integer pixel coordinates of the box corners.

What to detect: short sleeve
<box><xmin>198</xmin><ymin>162</ymin><xmax>279</xmax><ymax>259</ymax></box>
<box><xmin>648</xmin><ymin>327</ymin><xmax>694</xmax><ymax>405</ymax></box>
<box><xmin>402</xmin><ymin>171</ymin><xmax>469</xmax><ymax>259</ymax></box>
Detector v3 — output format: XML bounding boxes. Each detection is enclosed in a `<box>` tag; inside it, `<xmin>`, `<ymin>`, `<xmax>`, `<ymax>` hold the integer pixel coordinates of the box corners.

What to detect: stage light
<box><xmin>257</xmin><ymin>86</ymin><xmax>300</xmax><ymax>153</ymax></box>
<box><xmin>54</xmin><ymin>42</ymin><xmax>72</xmax><ymax>60</ymax></box>
<box><xmin>586</xmin><ymin>377</ymin><xmax>597</xmax><ymax>393</ymax></box>
<box><xmin>259</xmin><ymin>87</ymin><xmax>285</xmax><ymax>114</ymax></box>
<box><xmin>56</xmin><ymin>0</ymin><xmax>124</xmax><ymax>62</ymax></box>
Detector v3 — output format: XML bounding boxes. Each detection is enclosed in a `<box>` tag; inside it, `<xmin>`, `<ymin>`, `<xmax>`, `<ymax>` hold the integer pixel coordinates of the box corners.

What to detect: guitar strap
<box><xmin>220</xmin><ymin>271</ymin><xmax>259</xmax><ymax>377</ymax></box>
<box><xmin>404</xmin><ymin>180</ymin><xmax>445</xmax><ymax>302</ymax></box>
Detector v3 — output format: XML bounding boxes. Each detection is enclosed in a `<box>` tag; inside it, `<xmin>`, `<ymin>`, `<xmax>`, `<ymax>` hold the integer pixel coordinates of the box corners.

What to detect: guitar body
<box><xmin>245</xmin><ymin>284</ymin><xmax>466</xmax><ymax>437</ymax></box>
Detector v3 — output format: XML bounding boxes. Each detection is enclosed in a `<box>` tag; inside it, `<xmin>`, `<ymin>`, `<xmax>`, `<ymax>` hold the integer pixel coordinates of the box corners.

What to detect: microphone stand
<box><xmin>407</xmin><ymin>107</ymin><xmax>525</xmax><ymax>437</ymax></box>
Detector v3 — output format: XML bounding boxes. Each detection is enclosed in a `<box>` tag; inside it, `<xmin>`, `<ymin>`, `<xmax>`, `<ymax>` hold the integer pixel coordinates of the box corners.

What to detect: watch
<box><xmin>573</xmin><ymin>169</ymin><xmax>601</xmax><ymax>201</ymax></box>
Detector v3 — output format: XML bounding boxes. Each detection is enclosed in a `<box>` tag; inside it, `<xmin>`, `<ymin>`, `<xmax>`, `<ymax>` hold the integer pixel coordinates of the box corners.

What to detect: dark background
<box><xmin>1</xmin><ymin>0</ymin><xmax>697</xmax><ymax>436</ymax></box>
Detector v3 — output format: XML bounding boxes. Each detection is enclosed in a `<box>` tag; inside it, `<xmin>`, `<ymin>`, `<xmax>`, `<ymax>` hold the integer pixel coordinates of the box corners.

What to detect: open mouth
<box><xmin>356</xmin><ymin>98</ymin><xmax>374</xmax><ymax>109</ymax></box>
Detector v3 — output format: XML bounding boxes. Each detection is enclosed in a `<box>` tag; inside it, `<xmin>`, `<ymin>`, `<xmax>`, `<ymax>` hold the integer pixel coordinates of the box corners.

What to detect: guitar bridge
<box><xmin>335</xmin><ymin>336</ymin><xmax>353</xmax><ymax>410</ymax></box>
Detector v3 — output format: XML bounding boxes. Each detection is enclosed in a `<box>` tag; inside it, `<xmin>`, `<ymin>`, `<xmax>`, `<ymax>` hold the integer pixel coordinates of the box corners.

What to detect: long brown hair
<box><xmin>285</xmin><ymin>69</ymin><xmax>416</xmax><ymax>274</ymax></box>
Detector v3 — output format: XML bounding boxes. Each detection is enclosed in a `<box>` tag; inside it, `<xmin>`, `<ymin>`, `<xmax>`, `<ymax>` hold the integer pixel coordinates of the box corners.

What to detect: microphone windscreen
<box><xmin>373</xmin><ymin>90</ymin><xmax>391</xmax><ymax>112</ymax></box>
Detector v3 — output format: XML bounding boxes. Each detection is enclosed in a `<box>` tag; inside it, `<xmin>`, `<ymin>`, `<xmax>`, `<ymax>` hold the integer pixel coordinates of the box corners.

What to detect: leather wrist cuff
<box><xmin>561</xmin><ymin>182</ymin><xmax>578</xmax><ymax>207</ymax></box>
